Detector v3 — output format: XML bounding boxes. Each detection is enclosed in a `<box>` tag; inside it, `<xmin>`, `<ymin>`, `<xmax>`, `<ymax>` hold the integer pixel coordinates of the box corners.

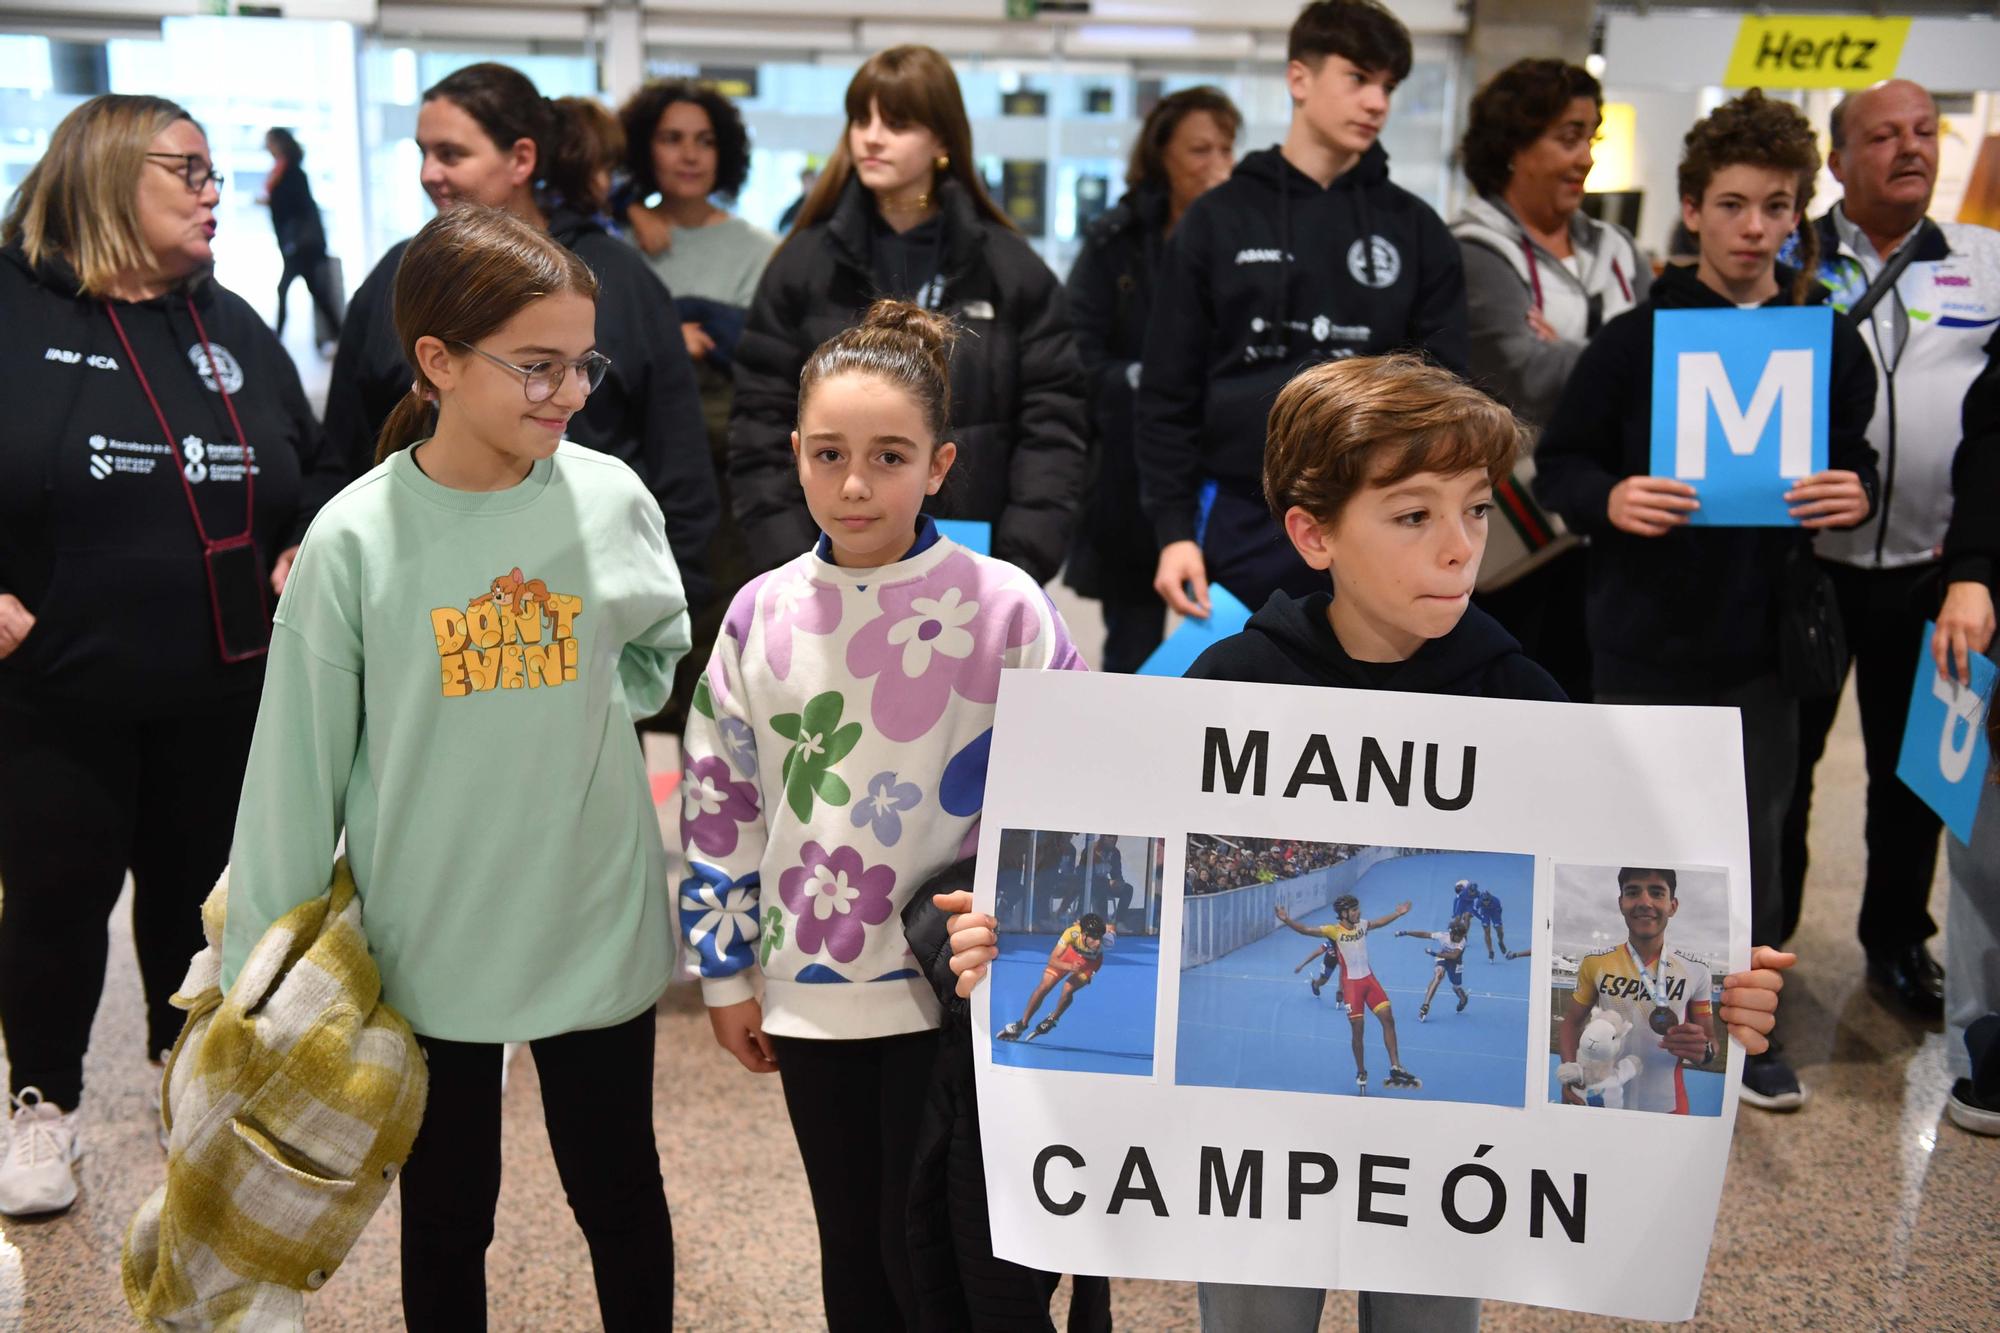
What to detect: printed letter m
<box><xmin>1674</xmin><ymin>349</ymin><xmax>1813</xmax><ymax>481</ymax></box>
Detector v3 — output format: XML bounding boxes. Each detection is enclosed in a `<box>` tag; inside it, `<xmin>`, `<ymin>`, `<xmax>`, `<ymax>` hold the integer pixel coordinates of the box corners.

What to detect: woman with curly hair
<box><xmin>1535</xmin><ymin>90</ymin><xmax>1877</xmax><ymax>1114</ymax></box>
<box><xmin>1452</xmin><ymin>59</ymin><xmax>1651</xmax><ymax>699</ymax></box>
<box><xmin>617</xmin><ymin>79</ymin><xmax>776</xmax><ymax>366</ymax></box>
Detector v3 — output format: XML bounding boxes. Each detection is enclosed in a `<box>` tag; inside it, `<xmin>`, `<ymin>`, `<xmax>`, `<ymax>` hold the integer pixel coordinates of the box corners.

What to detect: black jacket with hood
<box><xmin>728</xmin><ymin>175</ymin><xmax>1088</xmax><ymax>584</ymax></box>
<box><xmin>322</xmin><ymin>206</ymin><xmax>717</xmax><ymax>607</ymax></box>
<box><xmin>1061</xmin><ymin>184</ymin><xmax>1170</xmax><ymax>602</ymax></box>
<box><xmin>1136</xmin><ymin>143</ymin><xmax>1470</xmax><ymax>548</ymax></box>
<box><xmin>1185</xmin><ymin>589</ymin><xmax>1566</xmax><ymax>703</ymax></box>
<box><xmin>1533</xmin><ymin>263</ymin><xmax>1880</xmax><ymax>696</ymax></box>
<box><xmin>0</xmin><ymin>245</ymin><xmax>343</xmax><ymax>717</ymax></box>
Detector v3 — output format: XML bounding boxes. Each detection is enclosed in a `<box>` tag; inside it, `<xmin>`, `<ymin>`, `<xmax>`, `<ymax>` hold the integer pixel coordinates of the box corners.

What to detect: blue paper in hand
<box><xmin>936</xmin><ymin>520</ymin><xmax>991</xmax><ymax>554</ymax></box>
<box><xmin>1648</xmin><ymin>306</ymin><xmax>1832</xmax><ymax>527</ymax></box>
<box><xmin>1894</xmin><ymin>622</ymin><xmax>1996</xmax><ymax>843</ymax></box>
<box><xmin>1137</xmin><ymin>585</ymin><xmax>1254</xmax><ymax>678</ymax></box>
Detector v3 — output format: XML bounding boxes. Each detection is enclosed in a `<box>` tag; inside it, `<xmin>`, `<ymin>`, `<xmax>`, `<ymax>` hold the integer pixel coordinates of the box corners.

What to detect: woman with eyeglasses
<box><xmin>0</xmin><ymin>93</ymin><xmax>343</xmax><ymax>1218</ymax></box>
<box><xmin>325</xmin><ymin>61</ymin><xmax>718</xmax><ymax>611</ymax></box>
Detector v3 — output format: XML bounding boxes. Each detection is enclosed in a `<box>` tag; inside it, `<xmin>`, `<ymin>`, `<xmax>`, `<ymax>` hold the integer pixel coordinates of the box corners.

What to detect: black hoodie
<box><xmin>1533</xmin><ymin>263</ymin><xmax>1880</xmax><ymax>695</ymax></box>
<box><xmin>729</xmin><ymin>175</ymin><xmax>1088</xmax><ymax>584</ymax></box>
<box><xmin>0</xmin><ymin>245</ymin><xmax>342</xmax><ymax>717</ymax></box>
<box><xmin>321</xmin><ymin>206</ymin><xmax>717</xmax><ymax>607</ymax></box>
<box><xmin>1136</xmin><ymin>143</ymin><xmax>1470</xmax><ymax>548</ymax></box>
<box><xmin>1185</xmin><ymin>590</ymin><xmax>1566</xmax><ymax>703</ymax></box>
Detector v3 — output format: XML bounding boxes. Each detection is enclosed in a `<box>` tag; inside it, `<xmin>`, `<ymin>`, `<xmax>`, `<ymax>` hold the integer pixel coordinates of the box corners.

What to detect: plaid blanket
<box><xmin>122</xmin><ymin>860</ymin><xmax>427</xmax><ymax>1330</ymax></box>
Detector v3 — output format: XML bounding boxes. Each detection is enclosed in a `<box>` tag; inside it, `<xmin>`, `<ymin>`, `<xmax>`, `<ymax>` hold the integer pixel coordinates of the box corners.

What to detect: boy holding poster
<box><xmin>1533</xmin><ymin>90</ymin><xmax>1878</xmax><ymax>1112</ymax></box>
<box><xmin>940</xmin><ymin>352</ymin><xmax>1797</xmax><ymax>1330</ymax></box>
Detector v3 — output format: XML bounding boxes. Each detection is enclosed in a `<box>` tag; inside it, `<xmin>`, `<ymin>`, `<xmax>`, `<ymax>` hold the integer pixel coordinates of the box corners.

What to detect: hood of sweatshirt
<box><xmin>1649</xmin><ymin>260</ymin><xmax>1827</xmax><ymax>311</ymax></box>
<box><xmin>1193</xmin><ymin>589</ymin><xmax>1562</xmax><ymax>700</ymax></box>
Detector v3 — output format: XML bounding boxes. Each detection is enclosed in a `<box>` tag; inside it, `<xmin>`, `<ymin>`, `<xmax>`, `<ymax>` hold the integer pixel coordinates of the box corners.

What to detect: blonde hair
<box><xmin>2</xmin><ymin>94</ymin><xmax>195</xmax><ymax>297</ymax></box>
<box><xmin>1264</xmin><ymin>354</ymin><xmax>1526</xmax><ymax>524</ymax></box>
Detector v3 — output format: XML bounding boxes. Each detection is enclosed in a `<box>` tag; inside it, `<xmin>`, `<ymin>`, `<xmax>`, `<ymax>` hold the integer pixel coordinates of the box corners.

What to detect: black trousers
<box><xmin>1474</xmin><ymin>545</ymin><xmax>1592</xmax><ymax>703</ymax></box>
<box><xmin>1599</xmin><ymin>674</ymin><xmax>1796</xmax><ymax>964</ymax></box>
<box><xmin>1199</xmin><ymin>485</ymin><xmax>1325</xmax><ymax>614</ymax></box>
<box><xmin>400</xmin><ymin>1008</ymin><xmax>674</xmax><ymax>1331</ymax></box>
<box><xmin>1780</xmin><ymin>560</ymin><xmax>1944</xmax><ymax>949</ymax></box>
<box><xmin>1099</xmin><ymin>596</ymin><xmax>1166</xmax><ymax>675</ymax></box>
<box><xmin>0</xmin><ymin>696</ymin><xmax>258</xmax><ymax>1107</ymax></box>
<box><xmin>275</xmin><ymin>250</ymin><xmax>342</xmax><ymax>340</ymax></box>
<box><xmin>772</xmin><ymin>1029</ymin><xmax>939</xmax><ymax>1332</ymax></box>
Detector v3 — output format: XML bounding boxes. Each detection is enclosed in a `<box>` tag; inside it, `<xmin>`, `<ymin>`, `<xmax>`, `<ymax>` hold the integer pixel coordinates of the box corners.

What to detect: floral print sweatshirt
<box><xmin>675</xmin><ymin>519</ymin><xmax>1087</xmax><ymax>1039</ymax></box>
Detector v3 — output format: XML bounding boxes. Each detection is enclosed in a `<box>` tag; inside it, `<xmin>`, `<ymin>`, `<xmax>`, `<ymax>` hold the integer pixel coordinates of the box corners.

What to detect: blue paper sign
<box><xmin>1648</xmin><ymin>306</ymin><xmax>1831</xmax><ymax>527</ymax></box>
<box><xmin>936</xmin><ymin>519</ymin><xmax>991</xmax><ymax>554</ymax></box>
<box><xmin>1136</xmin><ymin>584</ymin><xmax>1253</xmax><ymax>678</ymax></box>
<box><xmin>1894</xmin><ymin>622</ymin><xmax>1995</xmax><ymax>843</ymax></box>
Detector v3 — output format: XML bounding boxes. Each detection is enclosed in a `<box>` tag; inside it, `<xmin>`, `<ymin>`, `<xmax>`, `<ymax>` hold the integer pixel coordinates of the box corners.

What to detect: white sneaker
<box><xmin>0</xmin><ymin>1089</ymin><xmax>84</xmax><ymax>1217</ymax></box>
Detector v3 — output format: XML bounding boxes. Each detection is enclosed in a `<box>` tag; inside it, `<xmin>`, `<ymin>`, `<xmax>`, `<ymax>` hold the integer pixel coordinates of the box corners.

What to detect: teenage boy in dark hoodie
<box><xmin>1534</xmin><ymin>90</ymin><xmax>1878</xmax><ymax>1114</ymax></box>
<box><xmin>1137</xmin><ymin>0</ymin><xmax>1469</xmax><ymax>627</ymax></box>
<box><xmin>944</xmin><ymin>354</ymin><xmax>1795</xmax><ymax>1333</ymax></box>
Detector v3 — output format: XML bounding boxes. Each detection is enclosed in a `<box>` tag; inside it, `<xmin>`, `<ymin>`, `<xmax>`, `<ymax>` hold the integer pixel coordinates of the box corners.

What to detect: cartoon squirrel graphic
<box><xmin>469</xmin><ymin>568</ymin><xmax>554</xmax><ymax>624</ymax></box>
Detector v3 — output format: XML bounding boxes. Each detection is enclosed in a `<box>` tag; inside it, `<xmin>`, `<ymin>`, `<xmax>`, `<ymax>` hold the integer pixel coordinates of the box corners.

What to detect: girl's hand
<box><xmin>935</xmin><ymin>890</ymin><xmax>997</xmax><ymax>999</ymax></box>
<box><xmin>1718</xmin><ymin>946</ymin><xmax>1795</xmax><ymax>1055</ymax></box>
<box><xmin>1933</xmin><ymin>581</ymin><xmax>1996</xmax><ymax>686</ymax></box>
<box><xmin>707</xmin><ymin>997</ymin><xmax>777</xmax><ymax>1073</ymax></box>
<box><xmin>1525</xmin><ymin>307</ymin><xmax>1561</xmax><ymax>343</ymax></box>
<box><xmin>1785</xmin><ymin>470</ymin><xmax>1870</xmax><ymax>529</ymax></box>
<box><xmin>682</xmin><ymin>321</ymin><xmax>715</xmax><ymax>363</ymax></box>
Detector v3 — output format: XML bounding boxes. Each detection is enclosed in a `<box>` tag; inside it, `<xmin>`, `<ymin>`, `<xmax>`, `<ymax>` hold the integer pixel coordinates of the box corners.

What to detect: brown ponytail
<box><xmin>373</xmin><ymin>204</ymin><xmax>598</xmax><ymax>463</ymax></box>
<box><xmin>797</xmin><ymin>299</ymin><xmax>959</xmax><ymax>445</ymax></box>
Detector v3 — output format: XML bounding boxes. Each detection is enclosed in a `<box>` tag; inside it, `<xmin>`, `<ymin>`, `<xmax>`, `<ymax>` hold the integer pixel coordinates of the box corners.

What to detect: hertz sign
<box><xmin>1723</xmin><ymin>16</ymin><xmax>1913</xmax><ymax>89</ymax></box>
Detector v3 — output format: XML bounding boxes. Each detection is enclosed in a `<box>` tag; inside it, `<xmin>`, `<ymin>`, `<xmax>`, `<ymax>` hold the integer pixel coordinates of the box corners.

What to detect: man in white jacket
<box><xmin>1783</xmin><ymin>78</ymin><xmax>2000</xmax><ymax>1018</ymax></box>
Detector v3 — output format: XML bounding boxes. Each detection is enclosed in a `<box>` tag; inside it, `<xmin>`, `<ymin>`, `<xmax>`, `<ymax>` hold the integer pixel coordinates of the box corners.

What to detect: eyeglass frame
<box><xmin>451</xmin><ymin>341</ymin><xmax>613</xmax><ymax>404</ymax></box>
<box><xmin>145</xmin><ymin>152</ymin><xmax>224</xmax><ymax>193</ymax></box>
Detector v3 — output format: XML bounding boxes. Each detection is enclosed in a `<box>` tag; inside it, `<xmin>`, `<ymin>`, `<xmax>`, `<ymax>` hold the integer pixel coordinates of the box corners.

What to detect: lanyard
<box><xmin>1623</xmin><ymin>941</ymin><xmax>1671</xmax><ymax>1009</ymax></box>
<box><xmin>102</xmin><ymin>298</ymin><xmax>256</xmax><ymax>549</ymax></box>
<box><xmin>1518</xmin><ymin>232</ymin><xmax>1632</xmax><ymax>313</ymax></box>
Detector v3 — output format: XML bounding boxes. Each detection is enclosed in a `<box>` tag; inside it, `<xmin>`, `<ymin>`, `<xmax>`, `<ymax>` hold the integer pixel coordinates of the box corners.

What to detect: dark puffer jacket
<box><xmin>1062</xmin><ymin>185</ymin><xmax>1169</xmax><ymax>604</ymax></box>
<box><xmin>728</xmin><ymin>176</ymin><xmax>1088</xmax><ymax>581</ymax></box>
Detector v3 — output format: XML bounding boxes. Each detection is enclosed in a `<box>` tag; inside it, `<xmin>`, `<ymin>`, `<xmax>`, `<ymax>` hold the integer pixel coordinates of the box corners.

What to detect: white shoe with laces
<box><xmin>0</xmin><ymin>1088</ymin><xmax>84</xmax><ymax>1217</ymax></box>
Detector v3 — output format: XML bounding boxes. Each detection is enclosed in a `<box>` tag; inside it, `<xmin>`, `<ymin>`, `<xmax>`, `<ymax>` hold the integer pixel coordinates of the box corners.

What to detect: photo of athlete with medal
<box><xmin>1557</xmin><ymin>867</ymin><xmax>1723</xmax><ymax>1116</ymax></box>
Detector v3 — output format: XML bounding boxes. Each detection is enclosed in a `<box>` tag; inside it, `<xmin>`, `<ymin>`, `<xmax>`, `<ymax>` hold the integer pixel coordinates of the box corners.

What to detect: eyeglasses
<box><xmin>146</xmin><ymin>153</ymin><xmax>224</xmax><ymax>193</ymax></box>
<box><xmin>454</xmin><ymin>342</ymin><xmax>612</xmax><ymax>403</ymax></box>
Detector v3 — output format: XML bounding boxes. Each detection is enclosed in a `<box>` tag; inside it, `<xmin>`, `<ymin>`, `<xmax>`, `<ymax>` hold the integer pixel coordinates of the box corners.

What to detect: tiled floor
<box><xmin>4</xmin><ymin>624</ymin><xmax>1997</xmax><ymax>1331</ymax></box>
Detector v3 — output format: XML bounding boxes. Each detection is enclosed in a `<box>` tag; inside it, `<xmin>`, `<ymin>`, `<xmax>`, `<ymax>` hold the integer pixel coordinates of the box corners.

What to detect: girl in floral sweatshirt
<box><xmin>675</xmin><ymin>300</ymin><xmax>1084</xmax><ymax>1329</ymax></box>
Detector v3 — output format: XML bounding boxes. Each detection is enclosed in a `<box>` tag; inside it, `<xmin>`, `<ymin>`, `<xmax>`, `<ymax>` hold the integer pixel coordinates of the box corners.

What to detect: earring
<box><xmin>934</xmin><ymin>153</ymin><xmax>950</xmax><ymax>173</ymax></box>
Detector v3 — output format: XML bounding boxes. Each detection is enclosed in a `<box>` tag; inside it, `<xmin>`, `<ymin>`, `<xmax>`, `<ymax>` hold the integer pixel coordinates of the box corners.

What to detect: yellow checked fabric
<box><xmin>122</xmin><ymin>860</ymin><xmax>428</xmax><ymax>1331</ymax></box>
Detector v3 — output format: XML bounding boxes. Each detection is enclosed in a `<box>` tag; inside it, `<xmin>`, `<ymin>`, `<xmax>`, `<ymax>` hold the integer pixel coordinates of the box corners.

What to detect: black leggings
<box><xmin>772</xmin><ymin>1029</ymin><xmax>939</xmax><ymax>1332</ymax></box>
<box><xmin>400</xmin><ymin>1008</ymin><xmax>674</xmax><ymax>1331</ymax></box>
<box><xmin>275</xmin><ymin>250</ymin><xmax>342</xmax><ymax>339</ymax></box>
<box><xmin>0</xmin><ymin>697</ymin><xmax>258</xmax><ymax>1107</ymax></box>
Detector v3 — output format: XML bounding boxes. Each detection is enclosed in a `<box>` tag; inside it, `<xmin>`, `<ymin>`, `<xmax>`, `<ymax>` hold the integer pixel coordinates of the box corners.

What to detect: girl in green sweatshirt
<box><xmin>223</xmin><ymin>206</ymin><xmax>691</xmax><ymax>1330</ymax></box>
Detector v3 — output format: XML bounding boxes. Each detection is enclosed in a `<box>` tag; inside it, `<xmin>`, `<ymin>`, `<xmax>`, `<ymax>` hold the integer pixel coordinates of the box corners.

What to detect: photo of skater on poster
<box><xmin>1548</xmin><ymin>863</ymin><xmax>1730</xmax><ymax>1116</ymax></box>
<box><xmin>1176</xmin><ymin>839</ymin><xmax>1534</xmax><ymax>1106</ymax></box>
<box><xmin>989</xmin><ymin>828</ymin><xmax>1164</xmax><ymax>1076</ymax></box>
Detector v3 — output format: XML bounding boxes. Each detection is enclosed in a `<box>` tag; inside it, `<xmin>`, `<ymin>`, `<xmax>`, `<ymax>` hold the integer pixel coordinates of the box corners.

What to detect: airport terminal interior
<box><xmin>1</xmin><ymin>0</ymin><xmax>1998</xmax><ymax>1328</ymax></box>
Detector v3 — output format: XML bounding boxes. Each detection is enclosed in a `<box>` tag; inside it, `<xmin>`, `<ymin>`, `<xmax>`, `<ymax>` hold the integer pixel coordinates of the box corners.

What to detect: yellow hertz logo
<box><xmin>1723</xmin><ymin>17</ymin><xmax>1911</xmax><ymax>90</ymax></box>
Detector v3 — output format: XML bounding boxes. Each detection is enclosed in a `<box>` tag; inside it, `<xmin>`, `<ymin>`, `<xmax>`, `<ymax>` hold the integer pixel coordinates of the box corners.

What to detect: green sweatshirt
<box><xmin>221</xmin><ymin>442</ymin><xmax>692</xmax><ymax>1041</ymax></box>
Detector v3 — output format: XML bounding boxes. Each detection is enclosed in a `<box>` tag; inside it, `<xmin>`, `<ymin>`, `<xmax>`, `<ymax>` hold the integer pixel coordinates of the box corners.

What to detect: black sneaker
<box><xmin>1030</xmin><ymin>1017</ymin><xmax>1058</xmax><ymax>1040</ymax></box>
<box><xmin>1740</xmin><ymin>1051</ymin><xmax>1807</xmax><ymax>1111</ymax></box>
<box><xmin>1947</xmin><ymin>1079</ymin><xmax>2000</xmax><ymax>1136</ymax></box>
<box><xmin>1455</xmin><ymin>990</ymin><xmax>1469</xmax><ymax>1013</ymax></box>
<box><xmin>1385</xmin><ymin>1066</ymin><xmax>1422</xmax><ymax>1089</ymax></box>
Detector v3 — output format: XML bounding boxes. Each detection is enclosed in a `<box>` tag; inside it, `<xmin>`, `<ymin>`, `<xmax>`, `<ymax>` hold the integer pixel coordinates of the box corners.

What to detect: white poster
<box><xmin>972</xmin><ymin>672</ymin><xmax>1751</xmax><ymax>1322</ymax></box>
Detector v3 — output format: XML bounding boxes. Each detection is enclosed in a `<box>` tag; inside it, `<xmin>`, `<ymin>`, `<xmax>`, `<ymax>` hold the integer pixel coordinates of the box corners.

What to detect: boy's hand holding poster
<box><xmin>1649</xmin><ymin>306</ymin><xmax>1832</xmax><ymax>526</ymax></box>
<box><xmin>971</xmin><ymin>672</ymin><xmax>1751</xmax><ymax>1321</ymax></box>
